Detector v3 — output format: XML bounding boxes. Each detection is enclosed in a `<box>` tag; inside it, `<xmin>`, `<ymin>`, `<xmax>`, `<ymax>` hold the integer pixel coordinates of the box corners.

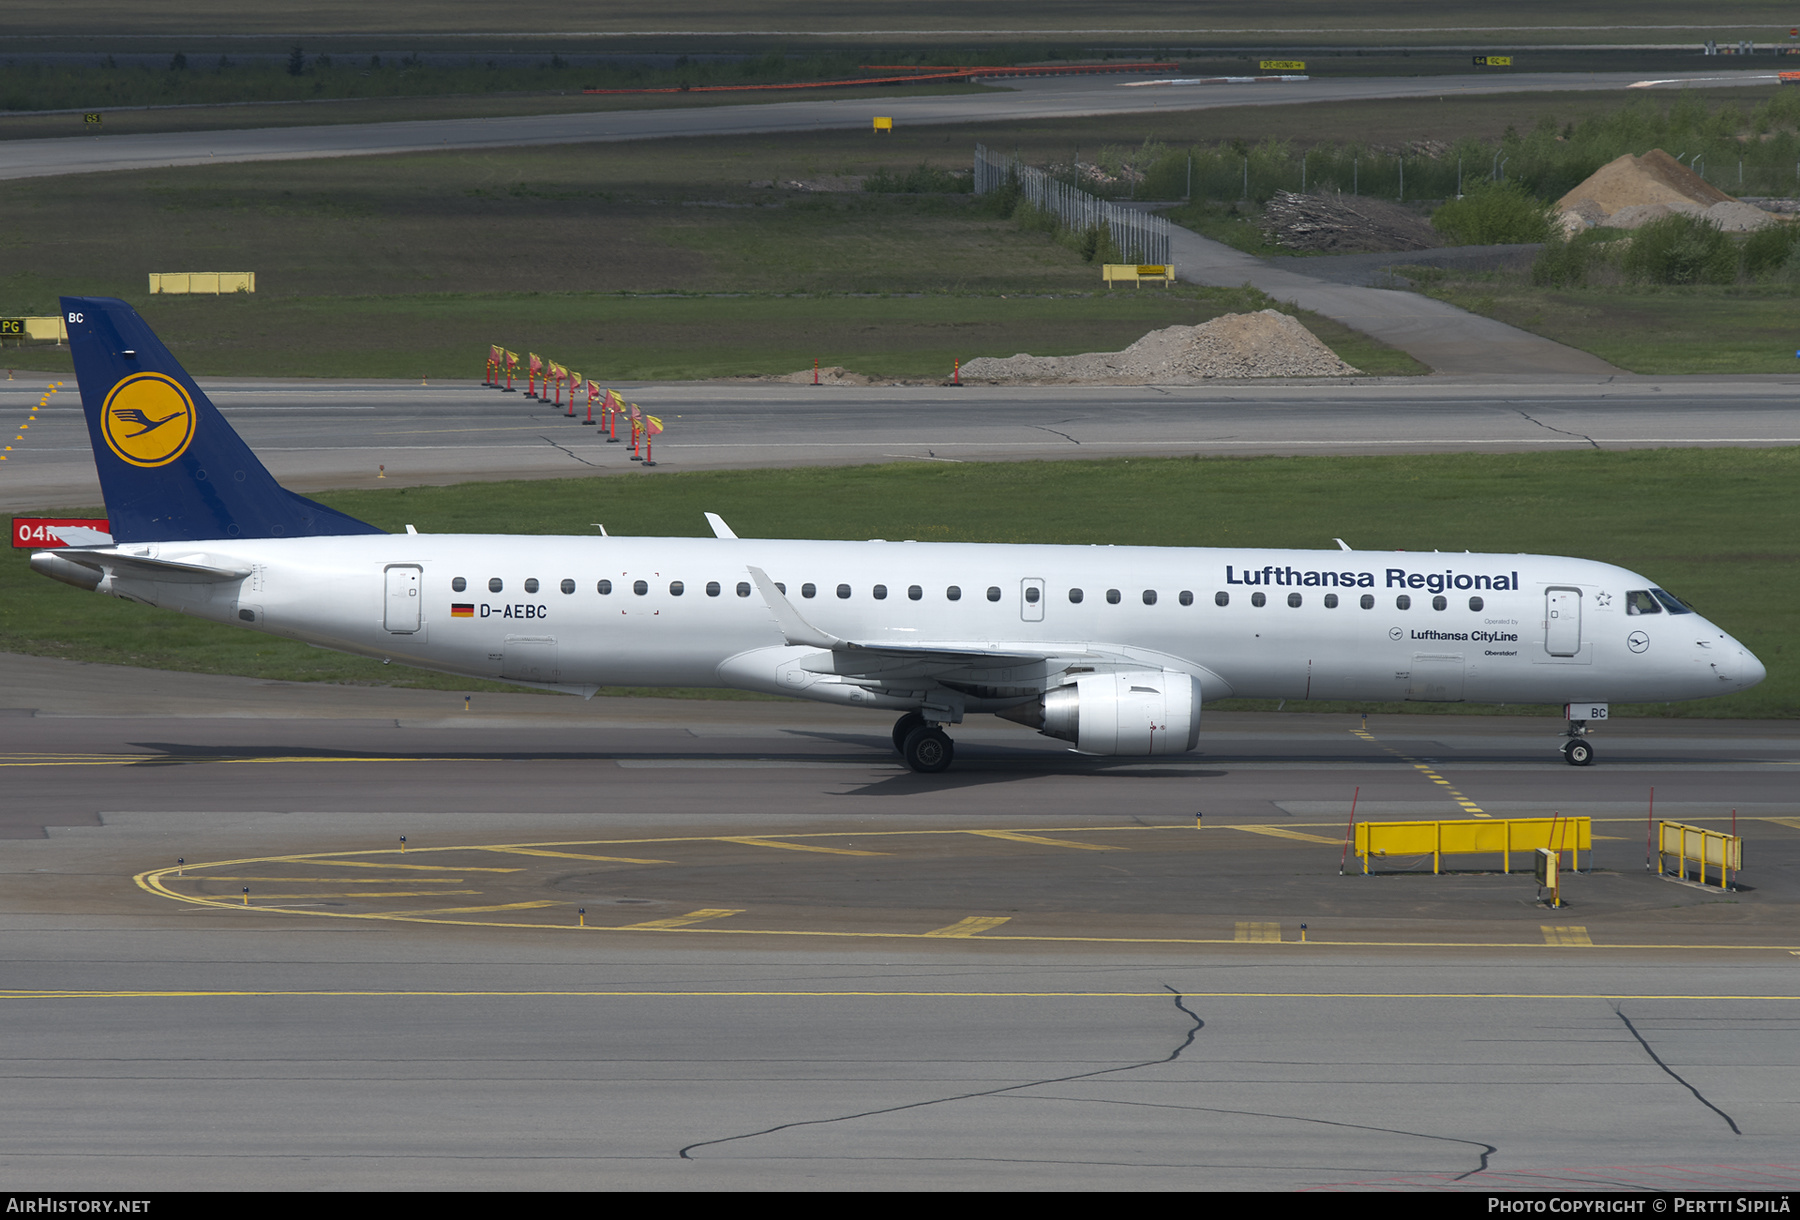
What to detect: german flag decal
<box><xmin>451</xmin><ymin>604</ymin><xmax>474</xmax><ymax>618</ymax></box>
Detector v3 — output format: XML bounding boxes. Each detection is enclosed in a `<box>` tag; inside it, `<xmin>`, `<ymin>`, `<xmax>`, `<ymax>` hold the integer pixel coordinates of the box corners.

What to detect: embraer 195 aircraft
<box><xmin>33</xmin><ymin>298</ymin><xmax>1766</xmax><ymax>771</ymax></box>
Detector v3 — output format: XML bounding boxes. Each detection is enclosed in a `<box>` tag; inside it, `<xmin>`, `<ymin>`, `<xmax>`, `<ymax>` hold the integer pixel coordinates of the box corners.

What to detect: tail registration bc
<box><xmin>34</xmin><ymin>298</ymin><xmax>1766</xmax><ymax>772</ymax></box>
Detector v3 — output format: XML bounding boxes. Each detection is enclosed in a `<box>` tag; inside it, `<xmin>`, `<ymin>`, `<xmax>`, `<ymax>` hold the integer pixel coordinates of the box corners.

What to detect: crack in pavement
<box><xmin>1615</xmin><ymin>1007</ymin><xmax>1742</xmax><ymax>1135</ymax></box>
<box><xmin>1013</xmin><ymin>1094</ymin><xmax>1498</xmax><ymax>1180</ymax></box>
<box><xmin>677</xmin><ymin>983</ymin><xmax>1202</xmax><ymax>1160</ymax></box>
<box><xmin>1514</xmin><ymin>408</ymin><xmax>1600</xmax><ymax>449</ymax></box>
<box><xmin>1031</xmin><ymin>424</ymin><xmax>1081</xmax><ymax>445</ymax></box>
<box><xmin>539</xmin><ymin>433</ymin><xmax>601</xmax><ymax>468</ymax></box>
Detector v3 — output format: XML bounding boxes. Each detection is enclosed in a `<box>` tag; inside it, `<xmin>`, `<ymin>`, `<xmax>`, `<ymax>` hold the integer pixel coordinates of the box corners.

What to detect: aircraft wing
<box><xmin>746</xmin><ymin>564</ymin><xmax>1107</xmax><ymax>682</ymax></box>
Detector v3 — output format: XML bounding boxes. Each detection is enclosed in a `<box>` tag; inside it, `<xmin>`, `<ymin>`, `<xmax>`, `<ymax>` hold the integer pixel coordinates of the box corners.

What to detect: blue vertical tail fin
<box><xmin>61</xmin><ymin>296</ymin><xmax>383</xmax><ymax>544</ymax></box>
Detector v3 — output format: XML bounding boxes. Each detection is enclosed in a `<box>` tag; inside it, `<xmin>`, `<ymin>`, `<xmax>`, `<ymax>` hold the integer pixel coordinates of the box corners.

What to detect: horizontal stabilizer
<box><xmin>36</xmin><ymin>548</ymin><xmax>252</xmax><ymax>585</ymax></box>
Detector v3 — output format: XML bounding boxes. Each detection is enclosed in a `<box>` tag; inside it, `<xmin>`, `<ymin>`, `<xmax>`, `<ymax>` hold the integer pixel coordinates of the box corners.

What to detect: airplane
<box><xmin>31</xmin><ymin>297</ymin><xmax>1767</xmax><ymax>772</ymax></box>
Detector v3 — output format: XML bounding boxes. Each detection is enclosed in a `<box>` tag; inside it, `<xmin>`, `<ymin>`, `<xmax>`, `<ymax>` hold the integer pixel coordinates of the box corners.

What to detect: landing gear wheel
<box><xmin>901</xmin><ymin>725</ymin><xmax>955</xmax><ymax>773</ymax></box>
<box><xmin>892</xmin><ymin>711</ymin><xmax>926</xmax><ymax>755</ymax></box>
<box><xmin>1562</xmin><ymin>739</ymin><xmax>1594</xmax><ymax>767</ymax></box>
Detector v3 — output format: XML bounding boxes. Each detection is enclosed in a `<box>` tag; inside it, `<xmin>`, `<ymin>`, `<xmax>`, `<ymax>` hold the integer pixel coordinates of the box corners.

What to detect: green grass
<box><xmin>0</xmin><ymin>140</ymin><xmax>1419</xmax><ymax>378</ymax></box>
<box><xmin>5</xmin><ymin>449</ymin><xmax>1795</xmax><ymax>717</ymax></box>
<box><xmin>1405</xmin><ymin>277</ymin><xmax>1800</xmax><ymax>374</ymax></box>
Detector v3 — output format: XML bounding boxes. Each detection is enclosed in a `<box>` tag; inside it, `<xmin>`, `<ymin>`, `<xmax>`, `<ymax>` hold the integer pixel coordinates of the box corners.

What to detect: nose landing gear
<box><xmin>1561</xmin><ymin>736</ymin><xmax>1594</xmax><ymax>766</ymax></box>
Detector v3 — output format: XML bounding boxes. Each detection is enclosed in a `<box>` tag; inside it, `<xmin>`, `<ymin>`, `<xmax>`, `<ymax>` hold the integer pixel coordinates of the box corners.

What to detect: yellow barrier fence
<box><xmin>1354</xmin><ymin>816</ymin><xmax>1590</xmax><ymax>874</ymax></box>
<box><xmin>1657</xmin><ymin>820</ymin><xmax>1741</xmax><ymax>889</ymax></box>
<box><xmin>1</xmin><ymin>317</ymin><xmax>68</xmax><ymax>343</ymax></box>
<box><xmin>148</xmin><ymin>272</ymin><xmax>256</xmax><ymax>295</ymax></box>
<box><xmin>1102</xmin><ymin>263</ymin><xmax>1174</xmax><ymax>288</ymax></box>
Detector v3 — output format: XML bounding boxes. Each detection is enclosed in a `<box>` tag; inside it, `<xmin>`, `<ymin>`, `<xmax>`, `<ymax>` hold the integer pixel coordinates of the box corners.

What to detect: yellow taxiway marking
<box><xmin>242</xmin><ymin>890</ymin><xmax>482</xmax><ymax>900</ymax></box>
<box><xmin>198</xmin><ymin>876</ymin><xmax>467</xmax><ymax>883</ymax></box>
<box><xmin>6</xmin><ymin>990</ymin><xmax>1798</xmax><ymax>1001</ymax></box>
<box><xmin>965</xmin><ymin>830</ymin><xmax>1122</xmax><ymax>851</ymax></box>
<box><xmin>1768</xmin><ymin>817</ymin><xmax>1800</xmax><ymax>830</ymax></box>
<box><xmin>300</xmin><ymin>859</ymin><xmax>522</xmax><ymax>873</ymax></box>
<box><xmin>407</xmin><ymin>901</ymin><xmax>560</xmax><ymax>915</ymax></box>
<box><xmin>476</xmin><ymin>847</ymin><xmax>671</xmax><ymax>865</ymax></box>
<box><xmin>1543</xmin><ymin>926</ymin><xmax>1594</xmax><ymax>946</ymax></box>
<box><xmin>1233</xmin><ymin>825</ymin><xmax>1344</xmax><ymax>846</ymax></box>
<box><xmin>719</xmin><ymin>837</ymin><xmax>887</xmax><ymax>857</ymax></box>
<box><xmin>621</xmin><ymin>908</ymin><xmax>744</xmax><ymax>930</ymax></box>
<box><xmin>1235</xmin><ymin>921</ymin><xmax>1281</xmax><ymax>943</ymax></box>
<box><xmin>921</xmin><ymin>916</ymin><xmax>1012</xmax><ymax>938</ymax></box>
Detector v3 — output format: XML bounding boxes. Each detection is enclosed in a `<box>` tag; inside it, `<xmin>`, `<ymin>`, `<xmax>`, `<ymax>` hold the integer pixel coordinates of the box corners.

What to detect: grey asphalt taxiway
<box><xmin>4</xmin><ymin>653</ymin><xmax>1797</xmax><ymax>1190</ymax></box>
<box><xmin>4</xmin><ymin>373</ymin><xmax>1799</xmax><ymax>512</ymax></box>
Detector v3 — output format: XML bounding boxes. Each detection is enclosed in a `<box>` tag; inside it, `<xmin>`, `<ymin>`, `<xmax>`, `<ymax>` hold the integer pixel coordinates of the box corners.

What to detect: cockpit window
<box><xmin>1650</xmin><ymin>588</ymin><xmax>1694</xmax><ymax>615</ymax></box>
<box><xmin>1626</xmin><ymin>590</ymin><xmax>1662</xmax><ymax>615</ymax></box>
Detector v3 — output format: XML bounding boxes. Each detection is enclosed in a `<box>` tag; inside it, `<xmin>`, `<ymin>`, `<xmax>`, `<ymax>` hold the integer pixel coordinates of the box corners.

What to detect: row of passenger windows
<box><xmin>449</xmin><ymin>574</ymin><xmax>1485</xmax><ymax>612</ymax></box>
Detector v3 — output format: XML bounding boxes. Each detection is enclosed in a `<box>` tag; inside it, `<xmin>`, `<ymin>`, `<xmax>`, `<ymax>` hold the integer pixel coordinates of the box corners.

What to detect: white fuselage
<box><xmin>82</xmin><ymin>534</ymin><xmax>1764</xmax><ymax>716</ymax></box>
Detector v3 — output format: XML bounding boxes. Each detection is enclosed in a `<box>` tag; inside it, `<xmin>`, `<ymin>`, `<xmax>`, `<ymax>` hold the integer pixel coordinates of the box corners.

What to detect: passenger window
<box><xmin>736</xmin><ymin>581</ymin><xmax>750</xmax><ymax>598</ymax></box>
<box><xmin>1432</xmin><ymin>595</ymin><xmax>1446</xmax><ymax>611</ymax></box>
<box><xmin>838</xmin><ymin>584</ymin><xmax>852</xmax><ymax>599</ymax></box>
<box><xmin>873</xmin><ymin>585</ymin><xmax>888</xmax><ymax>600</ymax></box>
<box><xmin>560</xmin><ymin>579</ymin><xmax>575</xmax><ymax>595</ymax></box>
<box><xmin>524</xmin><ymin>578</ymin><xmax>539</xmax><ymax>594</ymax></box>
<box><xmin>1287</xmin><ymin>593</ymin><xmax>1302</xmax><ymax>608</ymax></box>
<box><xmin>1360</xmin><ymin>594</ymin><xmax>1374</xmax><ymax>610</ymax></box>
<box><xmin>1626</xmin><ymin>590</ymin><xmax>1661</xmax><ymax>615</ymax></box>
<box><xmin>1179</xmin><ymin>591</ymin><xmax>1193</xmax><ymax>606</ymax></box>
<box><xmin>946</xmin><ymin>585</ymin><xmax>961</xmax><ymax>601</ymax></box>
<box><xmin>452</xmin><ymin>577</ymin><xmax>467</xmax><ymax>593</ymax></box>
<box><xmin>1324</xmin><ymin>593</ymin><xmax>1338</xmax><ymax>608</ymax></box>
<box><xmin>986</xmin><ymin>586</ymin><xmax>1001</xmax><ymax>602</ymax></box>
<box><xmin>1251</xmin><ymin>592</ymin><xmax>1266</xmax><ymax>608</ymax></box>
<box><xmin>1025</xmin><ymin>587</ymin><xmax>1040</xmax><ymax>604</ymax></box>
<box><xmin>597</xmin><ymin>579</ymin><xmax>612</xmax><ymax>595</ymax></box>
<box><xmin>1215</xmin><ymin>591</ymin><xmax>1229</xmax><ymax>607</ymax></box>
<box><xmin>1468</xmin><ymin>596</ymin><xmax>1483</xmax><ymax>611</ymax></box>
<box><xmin>633</xmin><ymin>580</ymin><xmax>648</xmax><ymax>596</ymax></box>
<box><xmin>775</xmin><ymin>582</ymin><xmax>786</xmax><ymax>594</ymax></box>
<box><xmin>1069</xmin><ymin>588</ymin><xmax>1084</xmax><ymax>603</ymax></box>
<box><xmin>1396</xmin><ymin>595</ymin><xmax>1411</xmax><ymax>610</ymax></box>
<box><xmin>908</xmin><ymin>585</ymin><xmax>922</xmax><ymax>601</ymax></box>
<box><xmin>670</xmin><ymin>581</ymin><xmax>684</xmax><ymax>596</ymax></box>
<box><xmin>488</xmin><ymin>578</ymin><xmax>503</xmax><ymax>593</ymax></box>
<box><xmin>706</xmin><ymin>581</ymin><xmax>721</xmax><ymax>597</ymax></box>
<box><xmin>801</xmin><ymin>583</ymin><xmax>816</xmax><ymax>599</ymax></box>
<box><xmin>1106</xmin><ymin>589</ymin><xmax>1121</xmax><ymax>604</ymax></box>
<box><xmin>1142</xmin><ymin>590</ymin><xmax>1157</xmax><ymax>605</ymax></box>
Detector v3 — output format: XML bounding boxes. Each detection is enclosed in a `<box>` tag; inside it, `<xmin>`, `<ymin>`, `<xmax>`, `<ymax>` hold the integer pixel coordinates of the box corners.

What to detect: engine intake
<box><xmin>999</xmin><ymin>670</ymin><xmax>1201</xmax><ymax>755</ymax></box>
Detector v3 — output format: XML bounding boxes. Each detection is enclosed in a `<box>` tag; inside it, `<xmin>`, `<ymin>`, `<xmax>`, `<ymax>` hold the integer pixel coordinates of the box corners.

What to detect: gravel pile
<box><xmin>1555</xmin><ymin>149</ymin><xmax>1777</xmax><ymax>231</ymax></box>
<box><xmin>959</xmin><ymin>310</ymin><xmax>1360</xmax><ymax>383</ymax></box>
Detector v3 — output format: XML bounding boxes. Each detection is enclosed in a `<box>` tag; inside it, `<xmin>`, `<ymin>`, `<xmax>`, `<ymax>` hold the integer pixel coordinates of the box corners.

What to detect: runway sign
<box><xmin>12</xmin><ymin>518</ymin><xmax>113</xmax><ymax>548</ymax></box>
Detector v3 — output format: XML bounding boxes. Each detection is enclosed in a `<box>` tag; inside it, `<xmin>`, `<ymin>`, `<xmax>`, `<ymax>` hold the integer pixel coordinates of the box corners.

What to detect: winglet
<box><xmin>746</xmin><ymin>565</ymin><xmax>841</xmax><ymax>648</ymax></box>
<box><xmin>705</xmin><ymin>512</ymin><xmax>739</xmax><ymax>540</ymax></box>
<box><xmin>1335</xmin><ymin>538</ymin><xmax>1353</xmax><ymax>552</ymax></box>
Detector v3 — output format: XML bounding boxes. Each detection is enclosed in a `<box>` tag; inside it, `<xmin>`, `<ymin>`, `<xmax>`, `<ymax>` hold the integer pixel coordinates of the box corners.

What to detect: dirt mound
<box><xmin>1555</xmin><ymin>149</ymin><xmax>1774</xmax><ymax>230</ymax></box>
<box><xmin>766</xmin><ymin>365</ymin><xmax>878</xmax><ymax>385</ymax></box>
<box><xmin>1260</xmin><ymin>190</ymin><xmax>1441</xmax><ymax>253</ymax></box>
<box><xmin>958</xmin><ymin>310</ymin><xmax>1360</xmax><ymax>383</ymax></box>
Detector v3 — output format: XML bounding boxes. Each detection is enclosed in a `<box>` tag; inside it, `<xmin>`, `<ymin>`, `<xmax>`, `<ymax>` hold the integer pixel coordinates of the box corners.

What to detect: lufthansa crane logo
<box><xmin>100</xmin><ymin>372</ymin><xmax>195</xmax><ymax>467</ymax></box>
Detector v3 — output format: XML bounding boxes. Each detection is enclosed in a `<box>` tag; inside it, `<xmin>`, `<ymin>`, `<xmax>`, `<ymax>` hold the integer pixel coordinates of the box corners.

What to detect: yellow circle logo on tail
<box><xmin>101</xmin><ymin>373</ymin><xmax>195</xmax><ymax>467</ymax></box>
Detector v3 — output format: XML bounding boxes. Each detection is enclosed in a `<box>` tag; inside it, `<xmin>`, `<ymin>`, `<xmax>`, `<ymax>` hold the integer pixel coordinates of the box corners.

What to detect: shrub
<box><xmin>1431</xmin><ymin>180</ymin><xmax>1554</xmax><ymax>245</ymax></box>
<box><xmin>864</xmin><ymin>162</ymin><xmax>970</xmax><ymax>194</ymax></box>
<box><xmin>1621</xmin><ymin>213</ymin><xmax>1738</xmax><ymax>285</ymax></box>
<box><xmin>1740</xmin><ymin>221</ymin><xmax>1800</xmax><ymax>279</ymax></box>
<box><xmin>1531</xmin><ymin>236</ymin><xmax>1592</xmax><ymax>287</ymax></box>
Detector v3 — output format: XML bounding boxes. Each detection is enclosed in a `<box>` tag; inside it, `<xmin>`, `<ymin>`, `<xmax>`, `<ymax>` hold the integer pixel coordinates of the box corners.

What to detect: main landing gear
<box><xmin>1561</xmin><ymin>721</ymin><xmax>1595</xmax><ymax>767</ymax></box>
<box><xmin>892</xmin><ymin>712</ymin><xmax>955</xmax><ymax>773</ymax></box>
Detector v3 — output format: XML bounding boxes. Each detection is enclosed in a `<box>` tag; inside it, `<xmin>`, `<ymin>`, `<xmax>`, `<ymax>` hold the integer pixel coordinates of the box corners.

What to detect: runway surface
<box><xmin>0</xmin><ymin>71</ymin><xmax>1777</xmax><ymax>183</ymax></box>
<box><xmin>4</xmin><ymin>373</ymin><xmax>1797</xmax><ymax>511</ymax></box>
<box><xmin>3</xmin><ymin>653</ymin><xmax>1797</xmax><ymax>1189</ymax></box>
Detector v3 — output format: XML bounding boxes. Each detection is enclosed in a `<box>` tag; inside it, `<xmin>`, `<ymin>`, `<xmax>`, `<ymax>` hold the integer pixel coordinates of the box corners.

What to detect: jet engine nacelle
<box><xmin>1001</xmin><ymin>670</ymin><xmax>1201</xmax><ymax>755</ymax></box>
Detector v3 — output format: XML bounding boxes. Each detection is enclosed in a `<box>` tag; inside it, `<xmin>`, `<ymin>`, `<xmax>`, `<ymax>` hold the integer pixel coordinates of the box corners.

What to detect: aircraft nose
<box><xmin>1740</xmin><ymin>646</ymin><xmax>1768</xmax><ymax>690</ymax></box>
